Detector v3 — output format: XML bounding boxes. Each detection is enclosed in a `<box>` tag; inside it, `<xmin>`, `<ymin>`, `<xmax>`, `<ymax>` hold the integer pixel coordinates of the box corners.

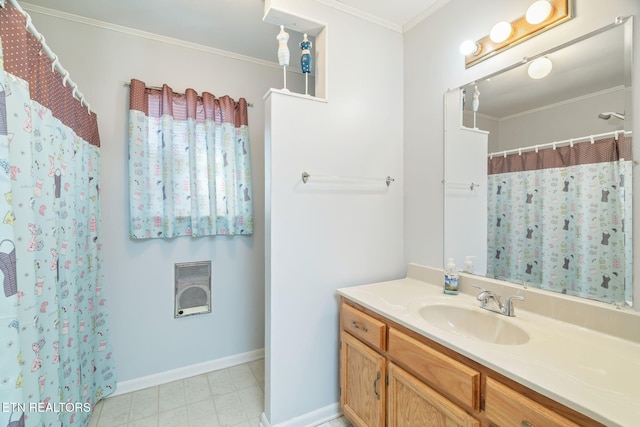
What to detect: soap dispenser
<box><xmin>444</xmin><ymin>258</ymin><xmax>459</xmax><ymax>295</ymax></box>
<box><xmin>463</xmin><ymin>256</ymin><xmax>476</xmax><ymax>274</ymax></box>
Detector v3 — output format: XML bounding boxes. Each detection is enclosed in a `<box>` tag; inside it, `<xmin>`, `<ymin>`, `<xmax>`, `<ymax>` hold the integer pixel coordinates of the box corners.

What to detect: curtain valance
<box><xmin>488</xmin><ymin>134</ymin><xmax>632</xmax><ymax>175</ymax></box>
<box><xmin>0</xmin><ymin>5</ymin><xmax>100</xmax><ymax>146</ymax></box>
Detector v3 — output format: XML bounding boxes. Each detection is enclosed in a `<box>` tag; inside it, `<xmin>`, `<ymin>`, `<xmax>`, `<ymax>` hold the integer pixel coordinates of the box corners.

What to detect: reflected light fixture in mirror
<box><xmin>527</xmin><ymin>57</ymin><xmax>553</xmax><ymax>79</ymax></box>
<box><xmin>461</xmin><ymin>0</ymin><xmax>573</xmax><ymax>68</ymax></box>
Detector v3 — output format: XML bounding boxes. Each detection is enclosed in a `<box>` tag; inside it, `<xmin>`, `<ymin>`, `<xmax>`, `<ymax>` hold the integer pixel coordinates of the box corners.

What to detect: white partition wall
<box><xmin>444</xmin><ymin>89</ymin><xmax>489</xmax><ymax>275</ymax></box>
<box><xmin>263</xmin><ymin>1</ymin><xmax>404</xmax><ymax>425</ymax></box>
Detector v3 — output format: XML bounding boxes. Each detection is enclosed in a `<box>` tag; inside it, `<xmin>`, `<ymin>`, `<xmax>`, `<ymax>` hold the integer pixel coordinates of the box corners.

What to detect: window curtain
<box><xmin>128</xmin><ymin>79</ymin><xmax>253</xmax><ymax>238</ymax></box>
<box><xmin>487</xmin><ymin>134</ymin><xmax>633</xmax><ymax>305</ymax></box>
<box><xmin>0</xmin><ymin>3</ymin><xmax>116</xmax><ymax>426</ymax></box>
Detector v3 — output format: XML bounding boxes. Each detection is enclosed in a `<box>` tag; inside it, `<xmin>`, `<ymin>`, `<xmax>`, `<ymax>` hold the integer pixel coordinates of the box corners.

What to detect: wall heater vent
<box><xmin>174</xmin><ymin>261</ymin><xmax>211</xmax><ymax>318</ymax></box>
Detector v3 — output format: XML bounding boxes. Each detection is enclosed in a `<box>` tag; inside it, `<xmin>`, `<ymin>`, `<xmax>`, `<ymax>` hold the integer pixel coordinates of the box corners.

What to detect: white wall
<box><xmin>263</xmin><ymin>1</ymin><xmax>405</xmax><ymax>425</ymax></box>
<box><xmin>444</xmin><ymin>90</ymin><xmax>488</xmax><ymax>276</ymax></box>
<box><xmin>497</xmin><ymin>88</ymin><xmax>627</xmax><ymax>151</ymax></box>
<box><xmin>404</xmin><ymin>0</ymin><xmax>640</xmax><ymax>306</ymax></box>
<box><xmin>27</xmin><ymin>9</ymin><xmax>307</xmax><ymax>384</ymax></box>
<box><xmin>465</xmin><ymin>88</ymin><xmax>627</xmax><ymax>153</ymax></box>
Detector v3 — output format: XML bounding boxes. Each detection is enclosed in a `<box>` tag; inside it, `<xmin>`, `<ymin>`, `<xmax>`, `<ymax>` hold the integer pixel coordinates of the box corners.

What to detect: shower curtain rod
<box><xmin>488</xmin><ymin>130</ymin><xmax>633</xmax><ymax>158</ymax></box>
<box><xmin>1</xmin><ymin>0</ymin><xmax>93</xmax><ymax>114</ymax></box>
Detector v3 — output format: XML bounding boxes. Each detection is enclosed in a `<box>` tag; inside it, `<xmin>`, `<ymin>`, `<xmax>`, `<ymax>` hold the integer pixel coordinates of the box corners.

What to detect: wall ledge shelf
<box><xmin>459</xmin><ymin>125</ymin><xmax>490</xmax><ymax>134</ymax></box>
<box><xmin>264</xmin><ymin>88</ymin><xmax>327</xmax><ymax>104</ymax></box>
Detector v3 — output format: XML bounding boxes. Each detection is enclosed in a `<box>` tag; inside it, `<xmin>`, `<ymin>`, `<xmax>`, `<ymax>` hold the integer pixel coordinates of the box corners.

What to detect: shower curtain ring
<box><xmin>62</xmin><ymin>71</ymin><xmax>70</xmax><ymax>87</ymax></box>
<box><xmin>25</xmin><ymin>15</ymin><xmax>32</xmax><ymax>29</ymax></box>
<box><xmin>71</xmin><ymin>85</ymin><xmax>79</xmax><ymax>100</ymax></box>
<box><xmin>80</xmin><ymin>96</ymin><xmax>91</xmax><ymax>114</ymax></box>
<box><xmin>51</xmin><ymin>55</ymin><xmax>58</xmax><ymax>72</ymax></box>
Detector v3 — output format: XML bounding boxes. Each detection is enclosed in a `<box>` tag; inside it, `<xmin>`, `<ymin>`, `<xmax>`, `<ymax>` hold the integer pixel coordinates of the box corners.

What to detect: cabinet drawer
<box><xmin>484</xmin><ymin>377</ymin><xmax>580</xmax><ymax>427</ymax></box>
<box><xmin>341</xmin><ymin>303</ymin><xmax>387</xmax><ymax>351</ymax></box>
<box><xmin>388</xmin><ymin>328</ymin><xmax>480</xmax><ymax>410</ymax></box>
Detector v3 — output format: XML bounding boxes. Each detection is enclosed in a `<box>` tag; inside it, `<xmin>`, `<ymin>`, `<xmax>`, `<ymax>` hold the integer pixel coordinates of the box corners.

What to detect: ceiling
<box><xmin>21</xmin><ymin>0</ymin><xmax>443</xmax><ymax>64</ymax></box>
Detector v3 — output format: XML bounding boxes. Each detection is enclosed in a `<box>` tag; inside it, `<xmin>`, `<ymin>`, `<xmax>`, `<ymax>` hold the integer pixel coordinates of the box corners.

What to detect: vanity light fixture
<box><xmin>526</xmin><ymin>0</ymin><xmax>554</xmax><ymax>25</ymax></box>
<box><xmin>490</xmin><ymin>21</ymin><xmax>513</xmax><ymax>43</ymax></box>
<box><xmin>459</xmin><ymin>40</ymin><xmax>480</xmax><ymax>56</ymax></box>
<box><xmin>461</xmin><ymin>0</ymin><xmax>573</xmax><ymax>68</ymax></box>
<box><xmin>527</xmin><ymin>57</ymin><xmax>553</xmax><ymax>79</ymax></box>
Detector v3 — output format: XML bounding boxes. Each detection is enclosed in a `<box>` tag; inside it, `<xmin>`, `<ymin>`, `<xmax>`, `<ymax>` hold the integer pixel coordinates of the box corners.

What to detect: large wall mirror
<box><xmin>444</xmin><ymin>16</ymin><xmax>633</xmax><ymax>306</ymax></box>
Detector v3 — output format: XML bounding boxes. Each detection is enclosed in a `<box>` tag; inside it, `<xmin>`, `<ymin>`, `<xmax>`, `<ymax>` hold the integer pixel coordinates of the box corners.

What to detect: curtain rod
<box><xmin>123</xmin><ymin>82</ymin><xmax>254</xmax><ymax>108</ymax></box>
<box><xmin>488</xmin><ymin>130</ymin><xmax>632</xmax><ymax>158</ymax></box>
<box><xmin>2</xmin><ymin>0</ymin><xmax>93</xmax><ymax>114</ymax></box>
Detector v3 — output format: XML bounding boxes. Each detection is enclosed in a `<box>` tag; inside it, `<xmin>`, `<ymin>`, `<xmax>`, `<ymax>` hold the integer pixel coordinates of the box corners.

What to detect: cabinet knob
<box><xmin>351</xmin><ymin>320</ymin><xmax>368</xmax><ymax>333</ymax></box>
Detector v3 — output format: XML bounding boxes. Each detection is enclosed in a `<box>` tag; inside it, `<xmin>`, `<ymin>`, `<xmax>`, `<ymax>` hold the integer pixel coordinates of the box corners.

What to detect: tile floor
<box><xmin>88</xmin><ymin>359</ymin><xmax>351</xmax><ymax>427</ymax></box>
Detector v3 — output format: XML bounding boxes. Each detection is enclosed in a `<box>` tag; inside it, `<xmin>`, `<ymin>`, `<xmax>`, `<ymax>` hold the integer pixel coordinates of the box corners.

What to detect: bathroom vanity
<box><xmin>337</xmin><ymin>264</ymin><xmax>640</xmax><ymax>427</ymax></box>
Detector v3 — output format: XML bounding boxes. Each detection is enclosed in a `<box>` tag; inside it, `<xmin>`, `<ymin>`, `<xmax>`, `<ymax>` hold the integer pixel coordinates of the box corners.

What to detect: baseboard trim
<box><xmin>110</xmin><ymin>348</ymin><xmax>265</xmax><ymax>397</ymax></box>
<box><xmin>260</xmin><ymin>403</ymin><xmax>341</xmax><ymax>427</ymax></box>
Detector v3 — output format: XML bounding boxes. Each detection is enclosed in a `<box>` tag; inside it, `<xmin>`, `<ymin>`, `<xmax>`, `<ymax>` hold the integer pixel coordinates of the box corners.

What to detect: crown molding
<box><xmin>499</xmin><ymin>85</ymin><xmax>626</xmax><ymax>121</ymax></box>
<box><xmin>403</xmin><ymin>0</ymin><xmax>451</xmax><ymax>32</ymax></box>
<box><xmin>311</xmin><ymin>0</ymin><xmax>402</xmax><ymax>33</ymax></box>
<box><xmin>21</xmin><ymin>2</ymin><xmax>283</xmax><ymax>71</ymax></box>
<box><xmin>312</xmin><ymin>0</ymin><xmax>450</xmax><ymax>33</ymax></box>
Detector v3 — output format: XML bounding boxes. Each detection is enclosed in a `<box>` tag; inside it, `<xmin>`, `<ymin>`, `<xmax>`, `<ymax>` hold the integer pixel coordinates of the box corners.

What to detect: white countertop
<box><xmin>337</xmin><ymin>275</ymin><xmax>640</xmax><ymax>427</ymax></box>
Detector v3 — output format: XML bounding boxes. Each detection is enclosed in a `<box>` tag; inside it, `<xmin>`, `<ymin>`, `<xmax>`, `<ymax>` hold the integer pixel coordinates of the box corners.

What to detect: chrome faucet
<box><xmin>472</xmin><ymin>286</ymin><xmax>525</xmax><ymax>317</ymax></box>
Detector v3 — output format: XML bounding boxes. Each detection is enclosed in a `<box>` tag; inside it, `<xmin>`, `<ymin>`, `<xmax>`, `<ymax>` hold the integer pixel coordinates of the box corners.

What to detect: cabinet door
<box><xmin>340</xmin><ymin>330</ymin><xmax>386</xmax><ymax>427</ymax></box>
<box><xmin>388</xmin><ymin>363</ymin><xmax>480</xmax><ymax>427</ymax></box>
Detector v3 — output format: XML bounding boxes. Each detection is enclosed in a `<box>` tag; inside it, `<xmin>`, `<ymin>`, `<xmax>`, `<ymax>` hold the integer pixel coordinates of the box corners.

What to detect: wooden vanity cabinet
<box><xmin>340</xmin><ymin>300</ymin><xmax>480</xmax><ymax>427</ymax></box>
<box><xmin>339</xmin><ymin>298</ymin><xmax>604</xmax><ymax>427</ymax></box>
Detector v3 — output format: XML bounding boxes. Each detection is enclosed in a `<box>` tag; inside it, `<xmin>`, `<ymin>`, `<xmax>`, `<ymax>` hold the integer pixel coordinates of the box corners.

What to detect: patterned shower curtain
<box><xmin>0</xmin><ymin>4</ymin><xmax>116</xmax><ymax>426</ymax></box>
<box><xmin>487</xmin><ymin>134</ymin><xmax>633</xmax><ymax>305</ymax></box>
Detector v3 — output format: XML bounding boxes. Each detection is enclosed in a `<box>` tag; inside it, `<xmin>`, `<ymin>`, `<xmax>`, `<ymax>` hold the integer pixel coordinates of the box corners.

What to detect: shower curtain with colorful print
<box><xmin>487</xmin><ymin>134</ymin><xmax>633</xmax><ymax>305</ymax></box>
<box><xmin>0</xmin><ymin>4</ymin><xmax>116</xmax><ymax>426</ymax></box>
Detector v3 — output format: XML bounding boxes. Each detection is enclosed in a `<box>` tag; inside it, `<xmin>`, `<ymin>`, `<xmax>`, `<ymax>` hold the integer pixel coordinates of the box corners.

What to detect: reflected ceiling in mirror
<box><xmin>461</xmin><ymin>17</ymin><xmax>632</xmax><ymax>156</ymax></box>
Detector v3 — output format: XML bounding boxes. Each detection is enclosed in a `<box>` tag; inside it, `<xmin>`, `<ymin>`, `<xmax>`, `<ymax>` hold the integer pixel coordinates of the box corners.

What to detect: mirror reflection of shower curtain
<box><xmin>487</xmin><ymin>135</ymin><xmax>633</xmax><ymax>305</ymax></box>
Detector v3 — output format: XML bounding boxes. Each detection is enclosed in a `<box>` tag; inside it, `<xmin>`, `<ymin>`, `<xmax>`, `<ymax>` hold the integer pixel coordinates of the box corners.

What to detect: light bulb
<box><xmin>526</xmin><ymin>1</ymin><xmax>553</xmax><ymax>25</ymax></box>
<box><xmin>490</xmin><ymin>21</ymin><xmax>513</xmax><ymax>43</ymax></box>
<box><xmin>460</xmin><ymin>40</ymin><xmax>479</xmax><ymax>56</ymax></box>
<box><xmin>528</xmin><ymin>57</ymin><xmax>553</xmax><ymax>79</ymax></box>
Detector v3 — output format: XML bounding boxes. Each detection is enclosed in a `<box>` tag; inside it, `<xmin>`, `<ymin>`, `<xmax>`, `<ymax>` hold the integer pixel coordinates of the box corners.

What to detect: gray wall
<box><xmin>28</xmin><ymin>8</ymin><xmax>307</xmax><ymax>384</ymax></box>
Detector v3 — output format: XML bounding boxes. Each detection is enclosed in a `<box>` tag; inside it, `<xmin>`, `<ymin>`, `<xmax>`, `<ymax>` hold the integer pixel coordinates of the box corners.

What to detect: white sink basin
<box><xmin>418</xmin><ymin>304</ymin><xmax>530</xmax><ymax>345</ymax></box>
